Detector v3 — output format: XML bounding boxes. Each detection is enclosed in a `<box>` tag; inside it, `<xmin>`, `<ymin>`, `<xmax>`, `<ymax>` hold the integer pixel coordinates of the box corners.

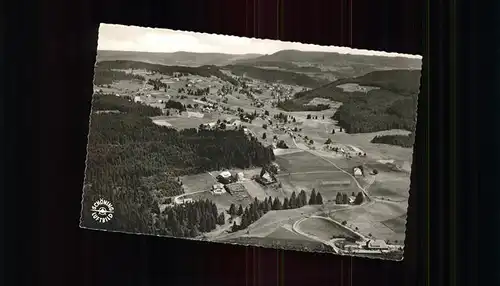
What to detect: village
<box><xmin>94</xmin><ymin>66</ymin><xmax>408</xmax><ymax>258</ymax></box>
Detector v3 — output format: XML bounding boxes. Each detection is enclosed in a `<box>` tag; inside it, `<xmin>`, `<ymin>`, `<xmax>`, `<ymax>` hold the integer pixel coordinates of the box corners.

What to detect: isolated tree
<box><xmin>264</xmin><ymin>110</ymin><xmax>270</xmax><ymax>116</ymax></box>
<box><xmin>342</xmin><ymin>220</ymin><xmax>347</xmax><ymax>226</ymax></box>
<box><xmin>342</xmin><ymin>193</ymin><xmax>349</xmax><ymax>204</ymax></box>
<box><xmin>340</xmin><ymin>128</ymin><xmax>343</xmax><ymax>132</ymax></box>
<box><xmin>262</xmin><ymin>124</ymin><xmax>268</xmax><ymax>129</ymax></box>
<box><xmin>228</xmin><ymin>204</ymin><xmax>236</xmax><ymax>216</ymax></box>
<box><xmin>298</xmin><ymin>190</ymin><xmax>308</xmax><ymax>207</ymax></box>
<box><xmin>332</xmin><ymin>129</ymin><xmax>335</xmax><ymax>134</ymax></box>
<box><xmin>307</xmin><ymin>114</ymin><xmax>312</xmax><ymax>119</ymax></box>
<box><xmin>190</xmin><ymin>226</ymin><xmax>200</xmax><ymax>237</ymax></box>
<box><xmin>237</xmin><ymin>205</ymin><xmax>244</xmax><ymax>216</ymax></box>
<box><xmin>290</xmin><ymin>191</ymin><xmax>297</xmax><ymax>209</ymax></box>
<box><xmin>262</xmin><ymin>133</ymin><xmax>267</xmax><ymax>140</ymax></box>
<box><xmin>309</xmin><ymin>189</ymin><xmax>317</xmax><ymax>205</ymax></box>
<box><xmin>231</xmin><ymin>221</ymin><xmax>239</xmax><ymax>232</ymax></box>
<box><xmin>217</xmin><ymin>212</ymin><xmax>225</xmax><ymax>225</ymax></box>
<box><xmin>309</xmin><ymin>139</ymin><xmax>314</xmax><ymax>145</ymax></box>
<box><xmin>372</xmin><ymin>169</ymin><xmax>378</xmax><ymax>175</ymax></box>
<box><xmin>316</xmin><ymin>192</ymin><xmax>324</xmax><ymax>204</ymax></box>
<box><xmin>354</xmin><ymin>192</ymin><xmax>364</xmax><ymax>205</ymax></box>
<box><xmin>322</xmin><ymin>115</ymin><xmax>325</xmax><ymax>120</ymax></box>
<box><xmin>283</xmin><ymin>197</ymin><xmax>290</xmax><ymax>209</ymax></box>
<box><xmin>325</xmin><ymin>138</ymin><xmax>332</xmax><ymax>145</ymax></box>
<box><xmin>272</xmin><ymin>197</ymin><xmax>282</xmax><ymax>210</ymax></box>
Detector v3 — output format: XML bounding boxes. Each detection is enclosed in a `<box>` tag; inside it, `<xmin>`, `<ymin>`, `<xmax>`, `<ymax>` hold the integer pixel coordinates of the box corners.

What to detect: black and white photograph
<box><xmin>80</xmin><ymin>23</ymin><xmax>421</xmax><ymax>261</ymax></box>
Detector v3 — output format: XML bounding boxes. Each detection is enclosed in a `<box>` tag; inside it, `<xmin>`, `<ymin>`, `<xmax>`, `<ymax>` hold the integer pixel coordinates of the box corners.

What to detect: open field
<box><xmin>275</xmin><ymin>151</ymin><xmax>338</xmax><ymax>173</ymax></box>
<box><xmin>329</xmin><ymin>200</ymin><xmax>408</xmax><ymax>241</ymax></box>
<box><xmin>277</xmin><ymin>171</ymin><xmax>357</xmax><ymax>201</ymax></box>
<box><xmin>181</xmin><ymin>173</ymin><xmax>216</xmax><ymax>194</ymax></box>
<box><xmin>297</xmin><ymin>217</ymin><xmax>359</xmax><ymax>241</ymax></box>
<box><xmin>368</xmin><ymin>178</ymin><xmax>410</xmax><ymax>201</ymax></box>
<box><xmin>265</xmin><ymin>225</ymin><xmax>315</xmax><ymax>241</ymax></box>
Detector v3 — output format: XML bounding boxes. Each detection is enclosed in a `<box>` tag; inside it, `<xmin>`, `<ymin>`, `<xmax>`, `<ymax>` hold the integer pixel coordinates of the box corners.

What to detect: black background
<box><xmin>3</xmin><ymin>0</ymin><xmax>497</xmax><ymax>285</ymax></box>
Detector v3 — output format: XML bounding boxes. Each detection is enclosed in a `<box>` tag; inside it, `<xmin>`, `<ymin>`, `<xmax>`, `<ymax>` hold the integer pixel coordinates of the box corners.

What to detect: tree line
<box><xmin>276</xmin><ymin>100</ymin><xmax>330</xmax><ymax>112</ymax></box>
<box><xmin>157</xmin><ymin>199</ymin><xmax>226</xmax><ymax>237</ymax></box>
<box><xmin>96</xmin><ymin>61</ymin><xmax>239</xmax><ymax>85</ymax></box>
<box><xmin>371</xmin><ymin>133</ymin><xmax>415</xmax><ymax>148</ymax></box>
<box><xmin>147</xmin><ymin>78</ymin><xmax>168</xmax><ymax>90</ymax></box>
<box><xmin>94</xmin><ymin>68</ymin><xmax>145</xmax><ymax>86</ymax></box>
<box><xmin>164</xmin><ymin>99</ymin><xmax>187</xmax><ymax>112</ymax></box>
<box><xmin>228</xmin><ymin>189</ymin><xmax>324</xmax><ymax>232</ymax></box>
<box><xmin>335</xmin><ymin>192</ymin><xmax>364</xmax><ymax>205</ymax></box>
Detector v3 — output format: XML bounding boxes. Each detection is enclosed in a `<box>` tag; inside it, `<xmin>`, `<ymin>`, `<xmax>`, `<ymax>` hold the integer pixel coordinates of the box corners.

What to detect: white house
<box><xmin>229</xmin><ymin>119</ymin><xmax>242</xmax><ymax>127</ymax></box>
<box><xmin>237</xmin><ymin>172</ymin><xmax>245</xmax><ymax>181</ymax></box>
<box><xmin>219</xmin><ymin>171</ymin><xmax>232</xmax><ymax>179</ymax></box>
<box><xmin>212</xmin><ymin>183</ymin><xmax>226</xmax><ymax>195</ymax></box>
<box><xmin>366</xmin><ymin>240</ymin><xmax>388</xmax><ymax>250</ymax></box>
<box><xmin>133</xmin><ymin>96</ymin><xmax>142</xmax><ymax>103</ymax></box>
<box><xmin>353</xmin><ymin>167</ymin><xmax>363</xmax><ymax>177</ymax></box>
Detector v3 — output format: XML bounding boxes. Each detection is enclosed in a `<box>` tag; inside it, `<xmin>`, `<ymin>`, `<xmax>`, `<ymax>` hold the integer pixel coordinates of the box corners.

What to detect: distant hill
<box><xmin>97</xmin><ymin>50</ymin><xmax>262</xmax><ymax>67</ymax></box>
<box><xmin>236</xmin><ymin>50</ymin><xmax>421</xmax><ymax>78</ymax></box>
<box><xmin>238</xmin><ymin>49</ymin><xmax>421</xmax><ymax>69</ymax></box>
<box><xmin>280</xmin><ymin>69</ymin><xmax>421</xmax><ymax>134</ymax></box>
<box><xmin>223</xmin><ymin>65</ymin><xmax>329</xmax><ymax>88</ymax></box>
<box><xmin>96</xmin><ymin>60</ymin><xmax>238</xmax><ymax>85</ymax></box>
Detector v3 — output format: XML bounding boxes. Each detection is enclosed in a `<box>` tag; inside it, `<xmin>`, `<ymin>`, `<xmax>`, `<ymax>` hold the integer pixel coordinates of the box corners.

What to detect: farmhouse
<box><xmin>254</xmin><ymin>168</ymin><xmax>277</xmax><ymax>186</ymax></box>
<box><xmin>176</xmin><ymin>198</ymin><xmax>193</xmax><ymax>205</ymax></box>
<box><xmin>212</xmin><ymin>183</ymin><xmax>226</xmax><ymax>195</ymax></box>
<box><xmin>133</xmin><ymin>96</ymin><xmax>142</xmax><ymax>103</ymax></box>
<box><xmin>366</xmin><ymin>240</ymin><xmax>389</xmax><ymax>250</ymax></box>
<box><xmin>353</xmin><ymin>167</ymin><xmax>363</xmax><ymax>177</ymax></box>
<box><xmin>229</xmin><ymin>119</ymin><xmax>242</xmax><ymax>127</ymax></box>
<box><xmin>217</xmin><ymin>171</ymin><xmax>235</xmax><ymax>184</ymax></box>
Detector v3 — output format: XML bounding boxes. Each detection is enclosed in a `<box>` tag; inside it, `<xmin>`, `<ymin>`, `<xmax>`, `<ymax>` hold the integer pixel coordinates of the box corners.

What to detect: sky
<box><xmin>98</xmin><ymin>24</ymin><xmax>422</xmax><ymax>59</ymax></box>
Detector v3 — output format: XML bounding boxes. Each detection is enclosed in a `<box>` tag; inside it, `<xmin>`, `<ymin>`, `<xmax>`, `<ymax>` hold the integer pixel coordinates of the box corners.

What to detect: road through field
<box><xmin>291</xmin><ymin>137</ymin><xmax>375</xmax><ymax>201</ymax></box>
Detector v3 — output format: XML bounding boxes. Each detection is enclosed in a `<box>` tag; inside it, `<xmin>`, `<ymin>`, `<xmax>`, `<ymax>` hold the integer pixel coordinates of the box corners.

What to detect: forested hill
<box><xmin>280</xmin><ymin>69</ymin><xmax>421</xmax><ymax>134</ymax></box>
<box><xmin>293</xmin><ymin>69</ymin><xmax>421</xmax><ymax>100</ymax></box>
<box><xmin>95</xmin><ymin>60</ymin><xmax>238</xmax><ymax>85</ymax></box>
<box><xmin>222</xmin><ymin>65</ymin><xmax>328</xmax><ymax>88</ymax></box>
<box><xmin>81</xmin><ymin>94</ymin><xmax>274</xmax><ymax>233</ymax></box>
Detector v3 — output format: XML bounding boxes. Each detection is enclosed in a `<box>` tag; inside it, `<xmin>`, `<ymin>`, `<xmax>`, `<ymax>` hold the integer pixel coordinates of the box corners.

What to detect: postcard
<box><xmin>81</xmin><ymin>23</ymin><xmax>421</xmax><ymax>261</ymax></box>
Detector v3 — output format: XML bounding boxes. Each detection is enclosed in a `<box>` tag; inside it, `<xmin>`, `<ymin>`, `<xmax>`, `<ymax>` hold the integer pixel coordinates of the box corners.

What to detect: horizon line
<box><xmin>97</xmin><ymin>48</ymin><xmax>422</xmax><ymax>60</ymax></box>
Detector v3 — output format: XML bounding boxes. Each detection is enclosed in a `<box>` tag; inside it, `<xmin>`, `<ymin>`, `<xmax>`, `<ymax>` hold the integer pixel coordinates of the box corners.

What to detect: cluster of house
<box><xmin>200</xmin><ymin>118</ymin><xmax>246</xmax><ymax>131</ymax></box>
<box><xmin>324</xmin><ymin>144</ymin><xmax>367</xmax><ymax>159</ymax></box>
<box><xmin>343</xmin><ymin>239</ymin><xmax>390</xmax><ymax>251</ymax></box>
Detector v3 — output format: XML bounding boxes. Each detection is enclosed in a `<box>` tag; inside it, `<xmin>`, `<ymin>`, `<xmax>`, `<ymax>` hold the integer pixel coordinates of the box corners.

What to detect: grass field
<box><xmin>329</xmin><ymin>200</ymin><xmax>408</xmax><ymax>241</ymax></box>
<box><xmin>166</xmin><ymin>117</ymin><xmax>211</xmax><ymax>129</ymax></box>
<box><xmin>265</xmin><ymin>226</ymin><xmax>315</xmax><ymax>241</ymax></box>
<box><xmin>368</xmin><ymin>180</ymin><xmax>410</xmax><ymax>201</ymax></box>
<box><xmin>275</xmin><ymin>151</ymin><xmax>337</xmax><ymax>173</ymax></box>
<box><xmin>277</xmin><ymin>171</ymin><xmax>357</xmax><ymax>201</ymax></box>
<box><xmin>181</xmin><ymin>173</ymin><xmax>217</xmax><ymax>193</ymax></box>
<box><xmin>240</xmin><ymin>180</ymin><xmax>270</xmax><ymax>200</ymax></box>
<box><xmin>297</xmin><ymin>217</ymin><xmax>359</xmax><ymax>240</ymax></box>
<box><xmin>381</xmin><ymin>214</ymin><xmax>407</xmax><ymax>236</ymax></box>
